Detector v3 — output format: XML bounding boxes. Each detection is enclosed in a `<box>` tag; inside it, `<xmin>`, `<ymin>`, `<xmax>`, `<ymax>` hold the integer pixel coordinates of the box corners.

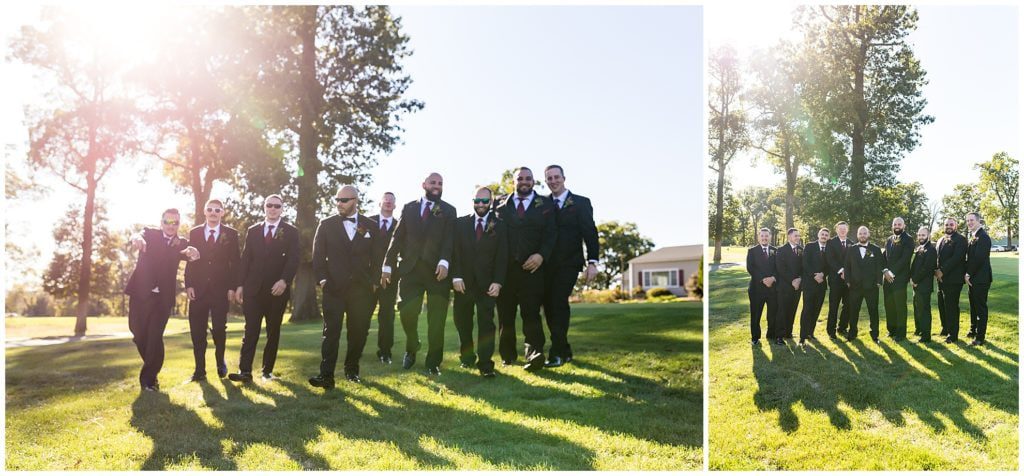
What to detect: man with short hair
<box><xmin>910</xmin><ymin>226</ymin><xmax>937</xmax><ymax>343</ymax></box>
<box><xmin>843</xmin><ymin>226</ymin><xmax>883</xmax><ymax>342</ymax></box>
<box><xmin>542</xmin><ymin>165</ymin><xmax>599</xmax><ymax>367</ymax></box>
<box><xmin>184</xmin><ymin>199</ymin><xmax>240</xmax><ymax>381</ymax></box>
<box><xmin>882</xmin><ymin>217</ymin><xmax>914</xmax><ymax>341</ymax></box>
<box><xmin>369</xmin><ymin>192</ymin><xmax>399</xmax><ymax>364</ymax></box>
<box><xmin>799</xmin><ymin>227</ymin><xmax>830</xmax><ymax>345</ymax></box>
<box><xmin>774</xmin><ymin>228</ymin><xmax>803</xmax><ymax>343</ymax></box>
<box><xmin>381</xmin><ymin>173</ymin><xmax>457</xmax><ymax>375</ymax></box>
<box><xmin>936</xmin><ymin>217</ymin><xmax>968</xmax><ymax>343</ymax></box>
<box><xmin>746</xmin><ymin>228</ymin><xmax>777</xmax><ymax>346</ymax></box>
<box><xmin>451</xmin><ymin>187</ymin><xmax>508</xmax><ymax>377</ymax></box>
<box><xmin>126</xmin><ymin>209</ymin><xmax>200</xmax><ymax>391</ymax></box>
<box><xmin>825</xmin><ymin>221</ymin><xmax>853</xmax><ymax>339</ymax></box>
<box><xmin>964</xmin><ymin>212</ymin><xmax>992</xmax><ymax>346</ymax></box>
<box><xmin>229</xmin><ymin>194</ymin><xmax>300</xmax><ymax>382</ymax></box>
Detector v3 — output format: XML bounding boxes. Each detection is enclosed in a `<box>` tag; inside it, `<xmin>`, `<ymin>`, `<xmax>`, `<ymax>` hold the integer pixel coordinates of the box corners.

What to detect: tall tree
<box><xmin>797</xmin><ymin>5</ymin><xmax>933</xmax><ymax>226</ymax></box>
<box><xmin>708</xmin><ymin>45</ymin><xmax>748</xmax><ymax>263</ymax></box>
<box><xmin>10</xmin><ymin>8</ymin><xmax>140</xmax><ymax>335</ymax></box>
<box><xmin>595</xmin><ymin>221</ymin><xmax>655</xmax><ymax>290</ymax></box>
<box><xmin>976</xmin><ymin>152</ymin><xmax>1019</xmax><ymax>246</ymax></box>
<box><xmin>941</xmin><ymin>183</ymin><xmax>981</xmax><ymax>229</ymax></box>
<box><xmin>736</xmin><ymin>186</ymin><xmax>773</xmax><ymax>244</ymax></box>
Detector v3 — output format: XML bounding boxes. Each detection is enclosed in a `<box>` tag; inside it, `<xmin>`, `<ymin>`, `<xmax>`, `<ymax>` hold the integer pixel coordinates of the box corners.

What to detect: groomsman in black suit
<box><xmin>964</xmin><ymin>212</ymin><xmax>993</xmax><ymax>346</ymax></box>
<box><xmin>798</xmin><ymin>227</ymin><xmax>830</xmax><ymax>345</ymax></box>
<box><xmin>451</xmin><ymin>187</ymin><xmax>508</xmax><ymax>377</ymax></box>
<box><xmin>910</xmin><ymin>226</ymin><xmax>937</xmax><ymax>343</ymax></box>
<box><xmin>542</xmin><ymin>165</ymin><xmax>599</xmax><ymax>367</ymax></box>
<box><xmin>843</xmin><ymin>226</ymin><xmax>884</xmax><ymax>342</ymax></box>
<box><xmin>309</xmin><ymin>186</ymin><xmax>387</xmax><ymax>387</ymax></box>
<box><xmin>746</xmin><ymin>228</ymin><xmax>777</xmax><ymax>345</ymax></box>
<box><xmin>369</xmin><ymin>192</ymin><xmax>398</xmax><ymax>364</ymax></box>
<box><xmin>229</xmin><ymin>194</ymin><xmax>300</xmax><ymax>382</ymax></box>
<box><xmin>882</xmin><ymin>217</ymin><xmax>914</xmax><ymax>342</ymax></box>
<box><xmin>184</xmin><ymin>199</ymin><xmax>240</xmax><ymax>381</ymax></box>
<box><xmin>496</xmin><ymin>166</ymin><xmax>558</xmax><ymax>371</ymax></box>
<box><xmin>825</xmin><ymin>222</ymin><xmax>853</xmax><ymax>338</ymax></box>
<box><xmin>774</xmin><ymin>228</ymin><xmax>803</xmax><ymax>343</ymax></box>
<box><xmin>381</xmin><ymin>173</ymin><xmax>457</xmax><ymax>375</ymax></box>
<box><xmin>935</xmin><ymin>217</ymin><xmax>968</xmax><ymax>343</ymax></box>
<box><xmin>125</xmin><ymin>209</ymin><xmax>200</xmax><ymax>391</ymax></box>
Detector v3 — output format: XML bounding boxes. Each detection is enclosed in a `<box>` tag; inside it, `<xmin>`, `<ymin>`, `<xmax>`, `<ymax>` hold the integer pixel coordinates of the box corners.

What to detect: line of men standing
<box><xmin>124</xmin><ymin>165</ymin><xmax>599</xmax><ymax>391</ymax></box>
<box><xmin>746</xmin><ymin>213</ymin><xmax>992</xmax><ymax>351</ymax></box>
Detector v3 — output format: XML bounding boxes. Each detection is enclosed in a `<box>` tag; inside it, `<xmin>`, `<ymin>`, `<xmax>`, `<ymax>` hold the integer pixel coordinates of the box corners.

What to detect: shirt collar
<box><xmin>515</xmin><ymin>192</ymin><xmax>536</xmax><ymax>203</ymax></box>
<box><xmin>346</xmin><ymin>213</ymin><xmax>359</xmax><ymax>222</ymax></box>
<box><xmin>264</xmin><ymin>218</ymin><xmax>281</xmax><ymax>228</ymax></box>
<box><xmin>552</xmin><ymin>189</ymin><xmax>570</xmax><ymax>206</ymax></box>
<box><xmin>205</xmin><ymin>223</ymin><xmax>221</xmax><ymax>234</ymax></box>
<box><xmin>475</xmin><ymin>211</ymin><xmax>491</xmax><ymax>222</ymax></box>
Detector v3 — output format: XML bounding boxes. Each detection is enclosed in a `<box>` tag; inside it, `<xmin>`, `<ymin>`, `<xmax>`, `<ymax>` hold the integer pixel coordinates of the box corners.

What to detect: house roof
<box><xmin>629</xmin><ymin>245</ymin><xmax>703</xmax><ymax>265</ymax></box>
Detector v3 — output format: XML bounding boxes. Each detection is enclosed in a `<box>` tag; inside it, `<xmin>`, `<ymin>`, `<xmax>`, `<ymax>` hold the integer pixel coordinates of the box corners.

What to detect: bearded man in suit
<box><xmin>910</xmin><ymin>226</ymin><xmax>937</xmax><ymax>343</ymax></box>
<box><xmin>746</xmin><ymin>228</ymin><xmax>777</xmax><ymax>346</ymax></box>
<box><xmin>842</xmin><ymin>226</ymin><xmax>884</xmax><ymax>342</ymax></box>
<box><xmin>964</xmin><ymin>212</ymin><xmax>993</xmax><ymax>346</ymax></box>
<box><xmin>935</xmin><ymin>217</ymin><xmax>968</xmax><ymax>343</ymax></box>
<box><xmin>882</xmin><ymin>217</ymin><xmax>914</xmax><ymax>342</ymax></box>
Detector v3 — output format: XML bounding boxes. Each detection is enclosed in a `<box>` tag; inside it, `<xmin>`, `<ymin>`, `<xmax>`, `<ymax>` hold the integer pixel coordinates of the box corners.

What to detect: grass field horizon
<box><xmin>708</xmin><ymin>246</ymin><xmax>1018</xmax><ymax>470</ymax></box>
<box><xmin>5</xmin><ymin>302</ymin><xmax>701</xmax><ymax>470</ymax></box>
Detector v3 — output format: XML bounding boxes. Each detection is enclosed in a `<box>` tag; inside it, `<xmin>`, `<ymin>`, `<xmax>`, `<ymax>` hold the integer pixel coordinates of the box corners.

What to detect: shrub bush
<box><xmin>646</xmin><ymin>287</ymin><xmax>674</xmax><ymax>299</ymax></box>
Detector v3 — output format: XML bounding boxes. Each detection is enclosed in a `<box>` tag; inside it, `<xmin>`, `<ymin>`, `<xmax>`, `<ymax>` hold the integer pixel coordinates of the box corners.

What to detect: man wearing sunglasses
<box><xmin>451</xmin><ymin>187</ymin><xmax>508</xmax><ymax>377</ymax></box>
<box><xmin>308</xmin><ymin>186</ymin><xmax>387</xmax><ymax>388</ymax></box>
<box><xmin>126</xmin><ymin>208</ymin><xmax>201</xmax><ymax>391</ymax></box>
<box><xmin>542</xmin><ymin>165</ymin><xmax>599</xmax><ymax>367</ymax></box>
<box><xmin>369</xmin><ymin>192</ymin><xmax>399</xmax><ymax>364</ymax></box>
<box><xmin>229</xmin><ymin>194</ymin><xmax>300</xmax><ymax>383</ymax></box>
<box><xmin>183</xmin><ymin>199</ymin><xmax>241</xmax><ymax>382</ymax></box>
<box><xmin>381</xmin><ymin>172</ymin><xmax>457</xmax><ymax>375</ymax></box>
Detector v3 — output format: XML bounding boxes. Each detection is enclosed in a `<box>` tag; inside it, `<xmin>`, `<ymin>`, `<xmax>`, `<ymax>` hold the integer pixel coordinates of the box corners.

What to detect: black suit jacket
<box><xmin>845</xmin><ymin>243</ymin><xmax>883</xmax><ymax>290</ymax></box>
<box><xmin>124</xmin><ymin>228</ymin><xmax>190</xmax><ymax>297</ymax></box>
<box><xmin>775</xmin><ymin>243</ymin><xmax>803</xmax><ymax>290</ymax></box>
<box><xmin>936</xmin><ymin>231</ymin><xmax>968</xmax><ymax>285</ymax></box>
<box><xmin>184</xmin><ymin>225</ymin><xmax>241</xmax><ymax>299</ymax></box>
<box><xmin>802</xmin><ymin>241</ymin><xmax>828</xmax><ymax>286</ymax></box>
<box><xmin>451</xmin><ymin>213</ymin><xmax>509</xmax><ymax>292</ymax></box>
<box><xmin>965</xmin><ymin>228</ymin><xmax>993</xmax><ymax>285</ymax></box>
<box><xmin>384</xmin><ymin>199</ymin><xmax>457</xmax><ymax>276</ymax></box>
<box><xmin>825</xmin><ymin>236</ymin><xmax>854</xmax><ymax>281</ymax></box>
<box><xmin>746</xmin><ymin>244</ymin><xmax>777</xmax><ymax>289</ymax></box>
<box><xmin>883</xmin><ymin>231</ymin><xmax>914</xmax><ymax>285</ymax></box>
<box><xmin>313</xmin><ymin>214</ymin><xmax>387</xmax><ymax>295</ymax></box>
<box><xmin>910</xmin><ymin>241</ymin><xmax>937</xmax><ymax>293</ymax></box>
<box><xmin>238</xmin><ymin>221</ymin><xmax>301</xmax><ymax>297</ymax></box>
<box><xmin>548</xmin><ymin>192</ymin><xmax>599</xmax><ymax>269</ymax></box>
<box><xmin>495</xmin><ymin>192</ymin><xmax>558</xmax><ymax>265</ymax></box>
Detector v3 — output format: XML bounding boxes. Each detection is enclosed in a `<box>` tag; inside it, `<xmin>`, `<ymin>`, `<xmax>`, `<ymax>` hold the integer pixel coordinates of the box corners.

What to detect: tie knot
<box><xmin>344</xmin><ymin>217</ymin><xmax>356</xmax><ymax>223</ymax></box>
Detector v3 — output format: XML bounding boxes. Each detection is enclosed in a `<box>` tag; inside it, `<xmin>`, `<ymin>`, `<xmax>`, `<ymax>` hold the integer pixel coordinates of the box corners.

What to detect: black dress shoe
<box><xmin>459</xmin><ymin>362</ymin><xmax>472</xmax><ymax>369</ymax></box>
<box><xmin>774</xmin><ymin>338</ymin><xmax>784</xmax><ymax>346</ymax></box>
<box><xmin>545</xmin><ymin>356</ymin><xmax>565</xmax><ymax>368</ymax></box>
<box><xmin>426</xmin><ymin>366</ymin><xmax>441</xmax><ymax>376</ymax></box>
<box><xmin>845</xmin><ymin>333</ymin><xmax>857</xmax><ymax>341</ymax></box>
<box><xmin>828</xmin><ymin>334</ymin><xmax>839</xmax><ymax>340</ymax></box>
<box><xmin>142</xmin><ymin>385</ymin><xmax>159</xmax><ymax>392</ymax></box>
<box><xmin>872</xmin><ymin>337</ymin><xmax>880</xmax><ymax>343</ymax></box>
<box><xmin>918</xmin><ymin>337</ymin><xmax>932</xmax><ymax>343</ymax></box>
<box><xmin>565</xmin><ymin>355</ymin><xmax>573</xmax><ymax>363</ymax></box>
<box><xmin>228</xmin><ymin>372</ymin><xmax>253</xmax><ymax>382</ymax></box>
<box><xmin>966</xmin><ymin>331</ymin><xmax>976</xmax><ymax>338</ymax></box>
<box><xmin>261</xmin><ymin>372</ymin><xmax>276</xmax><ymax>381</ymax></box>
<box><xmin>402</xmin><ymin>353</ymin><xmax>416</xmax><ymax>370</ymax></box>
<box><xmin>969</xmin><ymin>340</ymin><xmax>985</xmax><ymax>346</ymax></box>
<box><xmin>523</xmin><ymin>359</ymin><xmax>544</xmax><ymax>372</ymax></box>
<box><xmin>914</xmin><ymin>330</ymin><xmax>922</xmax><ymax>336</ymax></box>
<box><xmin>480</xmin><ymin>369</ymin><xmax>496</xmax><ymax>378</ymax></box>
<box><xmin>309</xmin><ymin>375</ymin><xmax>335</xmax><ymax>389</ymax></box>
<box><xmin>501</xmin><ymin>359</ymin><xmax>515</xmax><ymax>366</ymax></box>
<box><xmin>751</xmin><ymin>339</ymin><xmax>760</xmax><ymax>346</ymax></box>
<box><xmin>939</xmin><ymin>329</ymin><xmax>949</xmax><ymax>337</ymax></box>
<box><xmin>217</xmin><ymin>362</ymin><xmax>228</xmax><ymax>379</ymax></box>
<box><xmin>944</xmin><ymin>336</ymin><xmax>958</xmax><ymax>344</ymax></box>
<box><xmin>187</xmin><ymin>373</ymin><xmax>207</xmax><ymax>383</ymax></box>
<box><xmin>345</xmin><ymin>373</ymin><xmax>362</xmax><ymax>383</ymax></box>
<box><xmin>379</xmin><ymin>354</ymin><xmax>393</xmax><ymax>365</ymax></box>
<box><xmin>892</xmin><ymin>336</ymin><xmax>904</xmax><ymax>342</ymax></box>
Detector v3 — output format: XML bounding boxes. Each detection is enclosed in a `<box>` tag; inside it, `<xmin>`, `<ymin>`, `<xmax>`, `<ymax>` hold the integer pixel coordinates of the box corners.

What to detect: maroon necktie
<box><xmin>264</xmin><ymin>225</ymin><xmax>274</xmax><ymax>245</ymax></box>
<box><xmin>516</xmin><ymin>199</ymin><xmax>525</xmax><ymax>218</ymax></box>
<box><xmin>380</xmin><ymin>219</ymin><xmax>388</xmax><ymax>232</ymax></box>
<box><xmin>207</xmin><ymin>230</ymin><xmax>215</xmax><ymax>246</ymax></box>
<box><xmin>476</xmin><ymin>218</ymin><xmax>484</xmax><ymax>241</ymax></box>
<box><xmin>421</xmin><ymin>202</ymin><xmax>431</xmax><ymax>221</ymax></box>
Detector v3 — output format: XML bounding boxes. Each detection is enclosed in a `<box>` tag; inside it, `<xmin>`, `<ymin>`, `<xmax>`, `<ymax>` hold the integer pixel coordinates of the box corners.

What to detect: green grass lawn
<box><xmin>5</xmin><ymin>302</ymin><xmax>701</xmax><ymax>470</ymax></box>
<box><xmin>709</xmin><ymin>246</ymin><xmax>1019</xmax><ymax>470</ymax></box>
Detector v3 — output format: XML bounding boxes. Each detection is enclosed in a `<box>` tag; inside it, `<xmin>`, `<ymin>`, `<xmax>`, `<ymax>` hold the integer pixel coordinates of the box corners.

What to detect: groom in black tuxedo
<box><xmin>882</xmin><ymin>217</ymin><xmax>914</xmax><ymax>341</ymax></box>
<box><xmin>964</xmin><ymin>212</ymin><xmax>992</xmax><ymax>346</ymax></box>
<box><xmin>746</xmin><ymin>228</ymin><xmax>777</xmax><ymax>345</ymax></box>
<box><xmin>309</xmin><ymin>186</ymin><xmax>387</xmax><ymax>388</ymax></box>
<box><xmin>184</xmin><ymin>199</ymin><xmax>240</xmax><ymax>381</ymax></box>
<box><xmin>451</xmin><ymin>187</ymin><xmax>508</xmax><ymax>377</ymax></box>
<box><xmin>382</xmin><ymin>172</ymin><xmax>457</xmax><ymax>375</ymax></box>
<box><xmin>843</xmin><ymin>225</ymin><xmax>884</xmax><ymax>342</ymax></box>
<box><xmin>825</xmin><ymin>221</ymin><xmax>853</xmax><ymax>338</ymax></box>
<box><xmin>369</xmin><ymin>192</ymin><xmax>399</xmax><ymax>364</ymax></box>
<box><xmin>774</xmin><ymin>228</ymin><xmax>803</xmax><ymax>343</ymax></box>
<box><xmin>799</xmin><ymin>227</ymin><xmax>830</xmax><ymax>345</ymax></box>
<box><xmin>125</xmin><ymin>208</ymin><xmax>200</xmax><ymax>391</ymax></box>
<box><xmin>936</xmin><ymin>217</ymin><xmax>968</xmax><ymax>343</ymax></box>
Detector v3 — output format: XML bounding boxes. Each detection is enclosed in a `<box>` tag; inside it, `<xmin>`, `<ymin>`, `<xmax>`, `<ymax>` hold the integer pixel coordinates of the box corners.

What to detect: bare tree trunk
<box><xmin>713</xmin><ymin>167</ymin><xmax>725</xmax><ymax>263</ymax></box>
<box><xmin>75</xmin><ymin>177</ymin><xmax>96</xmax><ymax>336</ymax></box>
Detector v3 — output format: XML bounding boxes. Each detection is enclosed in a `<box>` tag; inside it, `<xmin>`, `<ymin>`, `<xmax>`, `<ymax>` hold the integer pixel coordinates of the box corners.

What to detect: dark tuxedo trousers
<box><xmin>239</xmin><ymin>289</ymin><xmax>289</xmax><ymax>374</ymax></box>
<box><xmin>799</xmin><ymin>280</ymin><xmax>827</xmax><ymax>338</ymax></box>
<box><xmin>776</xmin><ymin>282</ymin><xmax>801</xmax><ymax>337</ymax></box>
<box><xmin>543</xmin><ymin>265</ymin><xmax>580</xmax><ymax>359</ymax></box>
<box><xmin>913</xmin><ymin>286</ymin><xmax>933</xmax><ymax>339</ymax></box>
<box><xmin>968</xmin><ymin>283</ymin><xmax>990</xmax><ymax>341</ymax></box>
<box><xmin>453</xmin><ymin>287</ymin><xmax>498</xmax><ymax>372</ymax></box>
<box><xmin>128</xmin><ymin>291</ymin><xmax>176</xmax><ymax>387</ymax></box>
<box><xmin>497</xmin><ymin>264</ymin><xmax>546</xmax><ymax>364</ymax></box>
<box><xmin>937</xmin><ymin>282</ymin><xmax>964</xmax><ymax>340</ymax></box>
<box><xmin>373</xmin><ymin>283</ymin><xmax>398</xmax><ymax>357</ymax></box>
<box><xmin>398</xmin><ymin>261</ymin><xmax>451</xmax><ymax>368</ymax></box>
<box><xmin>828</xmin><ymin>274</ymin><xmax>850</xmax><ymax>336</ymax></box>
<box><xmin>848</xmin><ymin>285</ymin><xmax>881</xmax><ymax>339</ymax></box>
<box><xmin>320</xmin><ymin>284</ymin><xmax>376</xmax><ymax>376</ymax></box>
<box><xmin>883</xmin><ymin>282</ymin><xmax>909</xmax><ymax>339</ymax></box>
<box><xmin>749</xmin><ymin>282</ymin><xmax>778</xmax><ymax>340</ymax></box>
<box><xmin>188</xmin><ymin>292</ymin><xmax>228</xmax><ymax>375</ymax></box>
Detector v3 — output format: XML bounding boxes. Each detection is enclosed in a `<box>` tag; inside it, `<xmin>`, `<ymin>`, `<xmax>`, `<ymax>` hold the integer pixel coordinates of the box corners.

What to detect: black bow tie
<box><xmin>343</xmin><ymin>217</ymin><xmax>356</xmax><ymax>223</ymax></box>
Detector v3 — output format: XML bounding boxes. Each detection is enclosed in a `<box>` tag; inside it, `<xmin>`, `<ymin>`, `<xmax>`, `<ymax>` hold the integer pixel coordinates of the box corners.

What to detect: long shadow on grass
<box><xmin>6</xmin><ymin>339</ymin><xmax>137</xmax><ymax>409</ymax></box>
<box><xmin>131</xmin><ymin>389</ymin><xmax>238</xmax><ymax>470</ymax></box>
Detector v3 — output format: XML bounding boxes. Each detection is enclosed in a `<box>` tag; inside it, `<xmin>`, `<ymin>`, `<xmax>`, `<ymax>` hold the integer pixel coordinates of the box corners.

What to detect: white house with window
<box><xmin>626</xmin><ymin>245</ymin><xmax>702</xmax><ymax>297</ymax></box>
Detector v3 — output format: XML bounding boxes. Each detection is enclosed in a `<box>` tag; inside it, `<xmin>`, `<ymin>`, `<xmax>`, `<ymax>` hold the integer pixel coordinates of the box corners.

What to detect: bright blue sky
<box><xmin>706</xmin><ymin>4</ymin><xmax>1020</xmax><ymax>203</ymax></box>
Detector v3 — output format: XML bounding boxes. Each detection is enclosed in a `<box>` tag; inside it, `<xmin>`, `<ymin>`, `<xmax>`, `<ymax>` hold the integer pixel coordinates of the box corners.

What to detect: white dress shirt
<box><xmin>551</xmin><ymin>189</ymin><xmax>569</xmax><ymax>209</ymax></box>
<box><xmin>204</xmin><ymin>223</ymin><xmax>221</xmax><ymax>243</ymax></box>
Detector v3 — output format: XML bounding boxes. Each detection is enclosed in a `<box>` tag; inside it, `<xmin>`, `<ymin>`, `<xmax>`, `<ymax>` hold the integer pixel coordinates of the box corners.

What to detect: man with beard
<box><xmin>542</xmin><ymin>165</ymin><xmax>599</xmax><ymax>367</ymax></box>
<box><xmin>964</xmin><ymin>212</ymin><xmax>992</xmax><ymax>346</ymax></box>
<box><xmin>495</xmin><ymin>166</ymin><xmax>558</xmax><ymax>371</ymax></box>
<box><xmin>842</xmin><ymin>226</ymin><xmax>883</xmax><ymax>342</ymax></box>
<box><xmin>799</xmin><ymin>227</ymin><xmax>829</xmax><ymax>346</ymax></box>
<box><xmin>451</xmin><ymin>187</ymin><xmax>508</xmax><ymax>377</ymax></box>
<box><xmin>774</xmin><ymin>228</ymin><xmax>803</xmax><ymax>344</ymax></box>
<box><xmin>309</xmin><ymin>186</ymin><xmax>387</xmax><ymax>388</ymax></box>
<box><xmin>382</xmin><ymin>173</ymin><xmax>457</xmax><ymax>375</ymax></box>
<box><xmin>935</xmin><ymin>217</ymin><xmax>968</xmax><ymax>343</ymax></box>
<box><xmin>882</xmin><ymin>217</ymin><xmax>914</xmax><ymax>342</ymax></box>
<box><xmin>910</xmin><ymin>226</ymin><xmax>937</xmax><ymax>343</ymax></box>
<box><xmin>825</xmin><ymin>221</ymin><xmax>853</xmax><ymax>339</ymax></box>
<box><xmin>369</xmin><ymin>192</ymin><xmax>399</xmax><ymax>364</ymax></box>
<box><xmin>746</xmin><ymin>228</ymin><xmax>777</xmax><ymax>346</ymax></box>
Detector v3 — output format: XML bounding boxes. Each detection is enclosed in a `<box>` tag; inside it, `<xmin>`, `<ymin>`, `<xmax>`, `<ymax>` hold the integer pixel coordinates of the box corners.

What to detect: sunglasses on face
<box><xmin>473</xmin><ymin>198</ymin><xmax>491</xmax><ymax>204</ymax></box>
<box><xmin>334</xmin><ymin>197</ymin><xmax>357</xmax><ymax>204</ymax></box>
<box><xmin>162</xmin><ymin>219</ymin><xmax>179</xmax><ymax>226</ymax></box>
<box><xmin>265</xmin><ymin>203</ymin><xmax>282</xmax><ymax>209</ymax></box>
<box><xmin>206</xmin><ymin>207</ymin><xmax>223</xmax><ymax>213</ymax></box>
